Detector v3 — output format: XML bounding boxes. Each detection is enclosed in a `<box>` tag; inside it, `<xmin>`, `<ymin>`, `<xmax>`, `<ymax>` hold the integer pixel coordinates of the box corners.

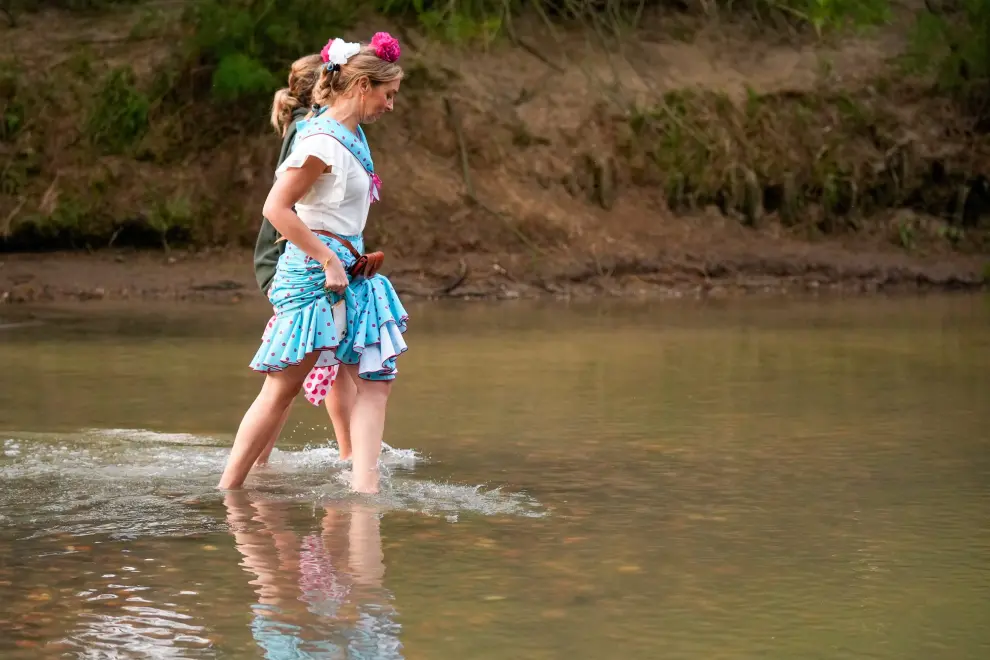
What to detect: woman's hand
<box><xmin>323</xmin><ymin>254</ymin><xmax>349</xmax><ymax>294</ymax></box>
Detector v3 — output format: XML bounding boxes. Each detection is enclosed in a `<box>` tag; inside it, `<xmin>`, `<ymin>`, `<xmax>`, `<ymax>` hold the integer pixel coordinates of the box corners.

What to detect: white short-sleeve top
<box><xmin>275</xmin><ymin>133</ymin><xmax>371</xmax><ymax>237</ymax></box>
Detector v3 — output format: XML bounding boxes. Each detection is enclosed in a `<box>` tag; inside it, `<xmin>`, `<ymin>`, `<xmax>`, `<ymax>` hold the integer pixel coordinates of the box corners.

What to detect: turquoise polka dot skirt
<box><xmin>250</xmin><ymin>234</ymin><xmax>408</xmax><ymax>406</ymax></box>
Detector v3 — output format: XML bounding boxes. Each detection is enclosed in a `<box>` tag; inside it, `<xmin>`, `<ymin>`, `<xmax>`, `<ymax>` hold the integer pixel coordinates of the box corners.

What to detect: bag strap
<box><xmin>274</xmin><ymin>230</ymin><xmax>363</xmax><ymax>261</ymax></box>
<box><xmin>325</xmin><ymin>233</ymin><xmax>363</xmax><ymax>260</ymax></box>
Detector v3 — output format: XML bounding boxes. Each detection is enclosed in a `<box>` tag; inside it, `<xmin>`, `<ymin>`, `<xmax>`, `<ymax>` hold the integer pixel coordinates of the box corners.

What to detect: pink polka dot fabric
<box><xmin>303</xmin><ymin>365</ymin><xmax>338</xmax><ymax>406</ymax></box>
<box><xmin>249</xmin><ymin>234</ymin><xmax>409</xmax><ymax>407</ymax></box>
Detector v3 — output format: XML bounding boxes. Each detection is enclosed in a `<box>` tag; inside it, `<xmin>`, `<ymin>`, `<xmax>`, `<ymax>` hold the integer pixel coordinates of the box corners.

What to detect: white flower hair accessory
<box><xmin>320</xmin><ymin>38</ymin><xmax>361</xmax><ymax>71</ymax></box>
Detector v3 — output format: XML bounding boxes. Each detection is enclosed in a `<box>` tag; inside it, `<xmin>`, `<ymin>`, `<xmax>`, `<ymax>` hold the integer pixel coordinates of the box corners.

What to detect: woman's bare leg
<box><xmin>254</xmin><ymin>403</ymin><xmax>292</xmax><ymax>467</ymax></box>
<box><xmin>254</xmin><ymin>365</ymin><xmax>356</xmax><ymax>468</ymax></box>
<box><xmin>341</xmin><ymin>364</ymin><xmax>392</xmax><ymax>494</ymax></box>
<box><xmin>326</xmin><ymin>366</ymin><xmax>357</xmax><ymax>460</ymax></box>
<box><xmin>218</xmin><ymin>354</ymin><xmax>318</xmax><ymax>490</ymax></box>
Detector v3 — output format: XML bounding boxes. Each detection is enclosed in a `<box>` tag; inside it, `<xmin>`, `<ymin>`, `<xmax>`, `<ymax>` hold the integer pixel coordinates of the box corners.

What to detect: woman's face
<box><xmin>360</xmin><ymin>78</ymin><xmax>401</xmax><ymax>124</ymax></box>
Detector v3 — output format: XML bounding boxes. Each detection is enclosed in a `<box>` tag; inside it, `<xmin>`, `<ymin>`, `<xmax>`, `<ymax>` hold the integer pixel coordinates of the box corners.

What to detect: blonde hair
<box><xmin>270</xmin><ymin>54</ymin><xmax>323</xmax><ymax>136</ymax></box>
<box><xmin>311</xmin><ymin>44</ymin><xmax>403</xmax><ymax>108</ymax></box>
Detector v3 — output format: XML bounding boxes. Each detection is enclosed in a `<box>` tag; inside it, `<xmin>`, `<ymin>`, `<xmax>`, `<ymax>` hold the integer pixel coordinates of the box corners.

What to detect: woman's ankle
<box><xmin>351</xmin><ymin>481</ymin><xmax>379</xmax><ymax>494</ymax></box>
<box><xmin>217</xmin><ymin>476</ymin><xmax>244</xmax><ymax>490</ymax></box>
<box><xmin>350</xmin><ymin>466</ymin><xmax>379</xmax><ymax>493</ymax></box>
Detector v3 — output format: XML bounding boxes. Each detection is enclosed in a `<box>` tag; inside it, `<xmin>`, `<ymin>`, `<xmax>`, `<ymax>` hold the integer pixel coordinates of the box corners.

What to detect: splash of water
<box><xmin>0</xmin><ymin>428</ymin><xmax>545</xmax><ymax>540</ymax></box>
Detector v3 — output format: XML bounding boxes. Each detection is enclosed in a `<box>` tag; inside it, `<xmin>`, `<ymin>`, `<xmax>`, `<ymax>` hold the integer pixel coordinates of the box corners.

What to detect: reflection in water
<box><xmin>1</xmin><ymin>296</ymin><xmax>988</xmax><ymax>659</ymax></box>
<box><xmin>224</xmin><ymin>493</ymin><xmax>402</xmax><ymax>659</ymax></box>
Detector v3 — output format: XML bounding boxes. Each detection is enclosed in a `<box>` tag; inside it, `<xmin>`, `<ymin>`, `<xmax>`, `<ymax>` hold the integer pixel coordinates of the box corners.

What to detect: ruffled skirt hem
<box><xmin>248</xmin><ymin>234</ymin><xmax>409</xmax><ymax>407</ymax></box>
<box><xmin>249</xmin><ymin>303</ymin><xmax>342</xmax><ymax>373</ymax></box>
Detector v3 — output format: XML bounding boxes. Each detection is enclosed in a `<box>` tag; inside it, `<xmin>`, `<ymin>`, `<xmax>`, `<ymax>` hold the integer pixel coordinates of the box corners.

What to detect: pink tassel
<box><xmin>370</xmin><ymin>173</ymin><xmax>382</xmax><ymax>203</ymax></box>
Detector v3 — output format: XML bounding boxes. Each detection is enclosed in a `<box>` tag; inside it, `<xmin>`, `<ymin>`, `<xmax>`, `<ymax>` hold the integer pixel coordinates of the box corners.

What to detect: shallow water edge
<box><xmin>1</xmin><ymin>247</ymin><xmax>986</xmax><ymax>306</ymax></box>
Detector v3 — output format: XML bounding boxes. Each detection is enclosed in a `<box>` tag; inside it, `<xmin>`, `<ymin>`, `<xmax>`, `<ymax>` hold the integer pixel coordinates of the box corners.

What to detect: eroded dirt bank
<box><xmin>2</xmin><ymin>221</ymin><xmax>985</xmax><ymax>306</ymax></box>
<box><xmin>1</xmin><ymin>7</ymin><xmax>988</xmax><ymax>306</ymax></box>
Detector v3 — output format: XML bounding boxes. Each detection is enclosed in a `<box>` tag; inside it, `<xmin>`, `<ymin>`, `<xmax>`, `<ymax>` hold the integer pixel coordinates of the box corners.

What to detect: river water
<box><xmin>1</xmin><ymin>295</ymin><xmax>988</xmax><ymax>659</ymax></box>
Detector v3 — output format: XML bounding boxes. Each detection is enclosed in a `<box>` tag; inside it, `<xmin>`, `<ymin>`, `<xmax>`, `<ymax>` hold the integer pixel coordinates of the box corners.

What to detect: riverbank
<box><xmin>1</xmin><ymin>3</ymin><xmax>988</xmax><ymax>303</ymax></box>
<box><xmin>3</xmin><ymin>218</ymin><xmax>985</xmax><ymax>305</ymax></box>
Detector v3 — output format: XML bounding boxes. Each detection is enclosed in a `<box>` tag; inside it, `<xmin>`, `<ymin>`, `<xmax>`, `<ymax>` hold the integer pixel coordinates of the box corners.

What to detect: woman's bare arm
<box><xmin>262</xmin><ymin>156</ymin><xmax>348</xmax><ymax>292</ymax></box>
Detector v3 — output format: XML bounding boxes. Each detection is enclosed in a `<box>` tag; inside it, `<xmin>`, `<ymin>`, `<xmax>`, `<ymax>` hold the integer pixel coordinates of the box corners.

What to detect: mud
<box><xmin>2</xmin><ymin>226</ymin><xmax>985</xmax><ymax>307</ymax></box>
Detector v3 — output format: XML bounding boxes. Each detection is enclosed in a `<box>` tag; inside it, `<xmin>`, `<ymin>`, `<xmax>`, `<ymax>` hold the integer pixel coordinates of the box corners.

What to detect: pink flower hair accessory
<box><xmin>320</xmin><ymin>38</ymin><xmax>336</xmax><ymax>64</ymax></box>
<box><xmin>370</xmin><ymin>32</ymin><xmax>401</xmax><ymax>63</ymax></box>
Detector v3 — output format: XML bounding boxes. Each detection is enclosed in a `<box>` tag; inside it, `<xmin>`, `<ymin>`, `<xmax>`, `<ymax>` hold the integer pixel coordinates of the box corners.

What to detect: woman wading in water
<box><xmin>219</xmin><ymin>33</ymin><xmax>408</xmax><ymax>494</ymax></box>
<box><xmin>251</xmin><ymin>54</ymin><xmax>358</xmax><ymax>468</ymax></box>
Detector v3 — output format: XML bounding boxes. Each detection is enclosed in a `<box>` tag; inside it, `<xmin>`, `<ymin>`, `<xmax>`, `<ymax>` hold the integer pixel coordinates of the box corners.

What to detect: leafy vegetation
<box><xmin>906</xmin><ymin>0</ymin><xmax>989</xmax><ymax>123</ymax></box>
<box><xmin>626</xmin><ymin>89</ymin><xmax>893</xmax><ymax>226</ymax></box>
<box><xmin>1</xmin><ymin>0</ymin><xmax>988</xmax><ymax>252</ymax></box>
<box><xmin>181</xmin><ymin>0</ymin><xmax>357</xmax><ymax>103</ymax></box>
<box><xmin>1</xmin><ymin>0</ymin><xmax>139</xmax><ymax>25</ymax></box>
<box><xmin>85</xmin><ymin>66</ymin><xmax>150</xmax><ymax>153</ymax></box>
<box><xmin>167</xmin><ymin>0</ymin><xmax>900</xmax><ymax>106</ymax></box>
<box><xmin>0</xmin><ymin>61</ymin><xmax>25</xmax><ymax>142</ymax></box>
<box><xmin>623</xmin><ymin>83</ymin><xmax>989</xmax><ymax>235</ymax></box>
<box><xmin>9</xmin><ymin>0</ymin><xmax>140</xmax><ymax>8</ymax></box>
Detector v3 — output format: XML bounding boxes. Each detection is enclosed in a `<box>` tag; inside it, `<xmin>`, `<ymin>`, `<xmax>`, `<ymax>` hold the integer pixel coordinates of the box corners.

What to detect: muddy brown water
<box><xmin>1</xmin><ymin>295</ymin><xmax>988</xmax><ymax>659</ymax></box>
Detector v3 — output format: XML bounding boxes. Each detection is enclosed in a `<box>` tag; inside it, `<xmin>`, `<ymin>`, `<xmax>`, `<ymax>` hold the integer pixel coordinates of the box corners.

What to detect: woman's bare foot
<box><xmin>350</xmin><ymin>465</ymin><xmax>380</xmax><ymax>494</ymax></box>
<box><xmin>218</xmin><ymin>358</ymin><xmax>317</xmax><ymax>490</ymax></box>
